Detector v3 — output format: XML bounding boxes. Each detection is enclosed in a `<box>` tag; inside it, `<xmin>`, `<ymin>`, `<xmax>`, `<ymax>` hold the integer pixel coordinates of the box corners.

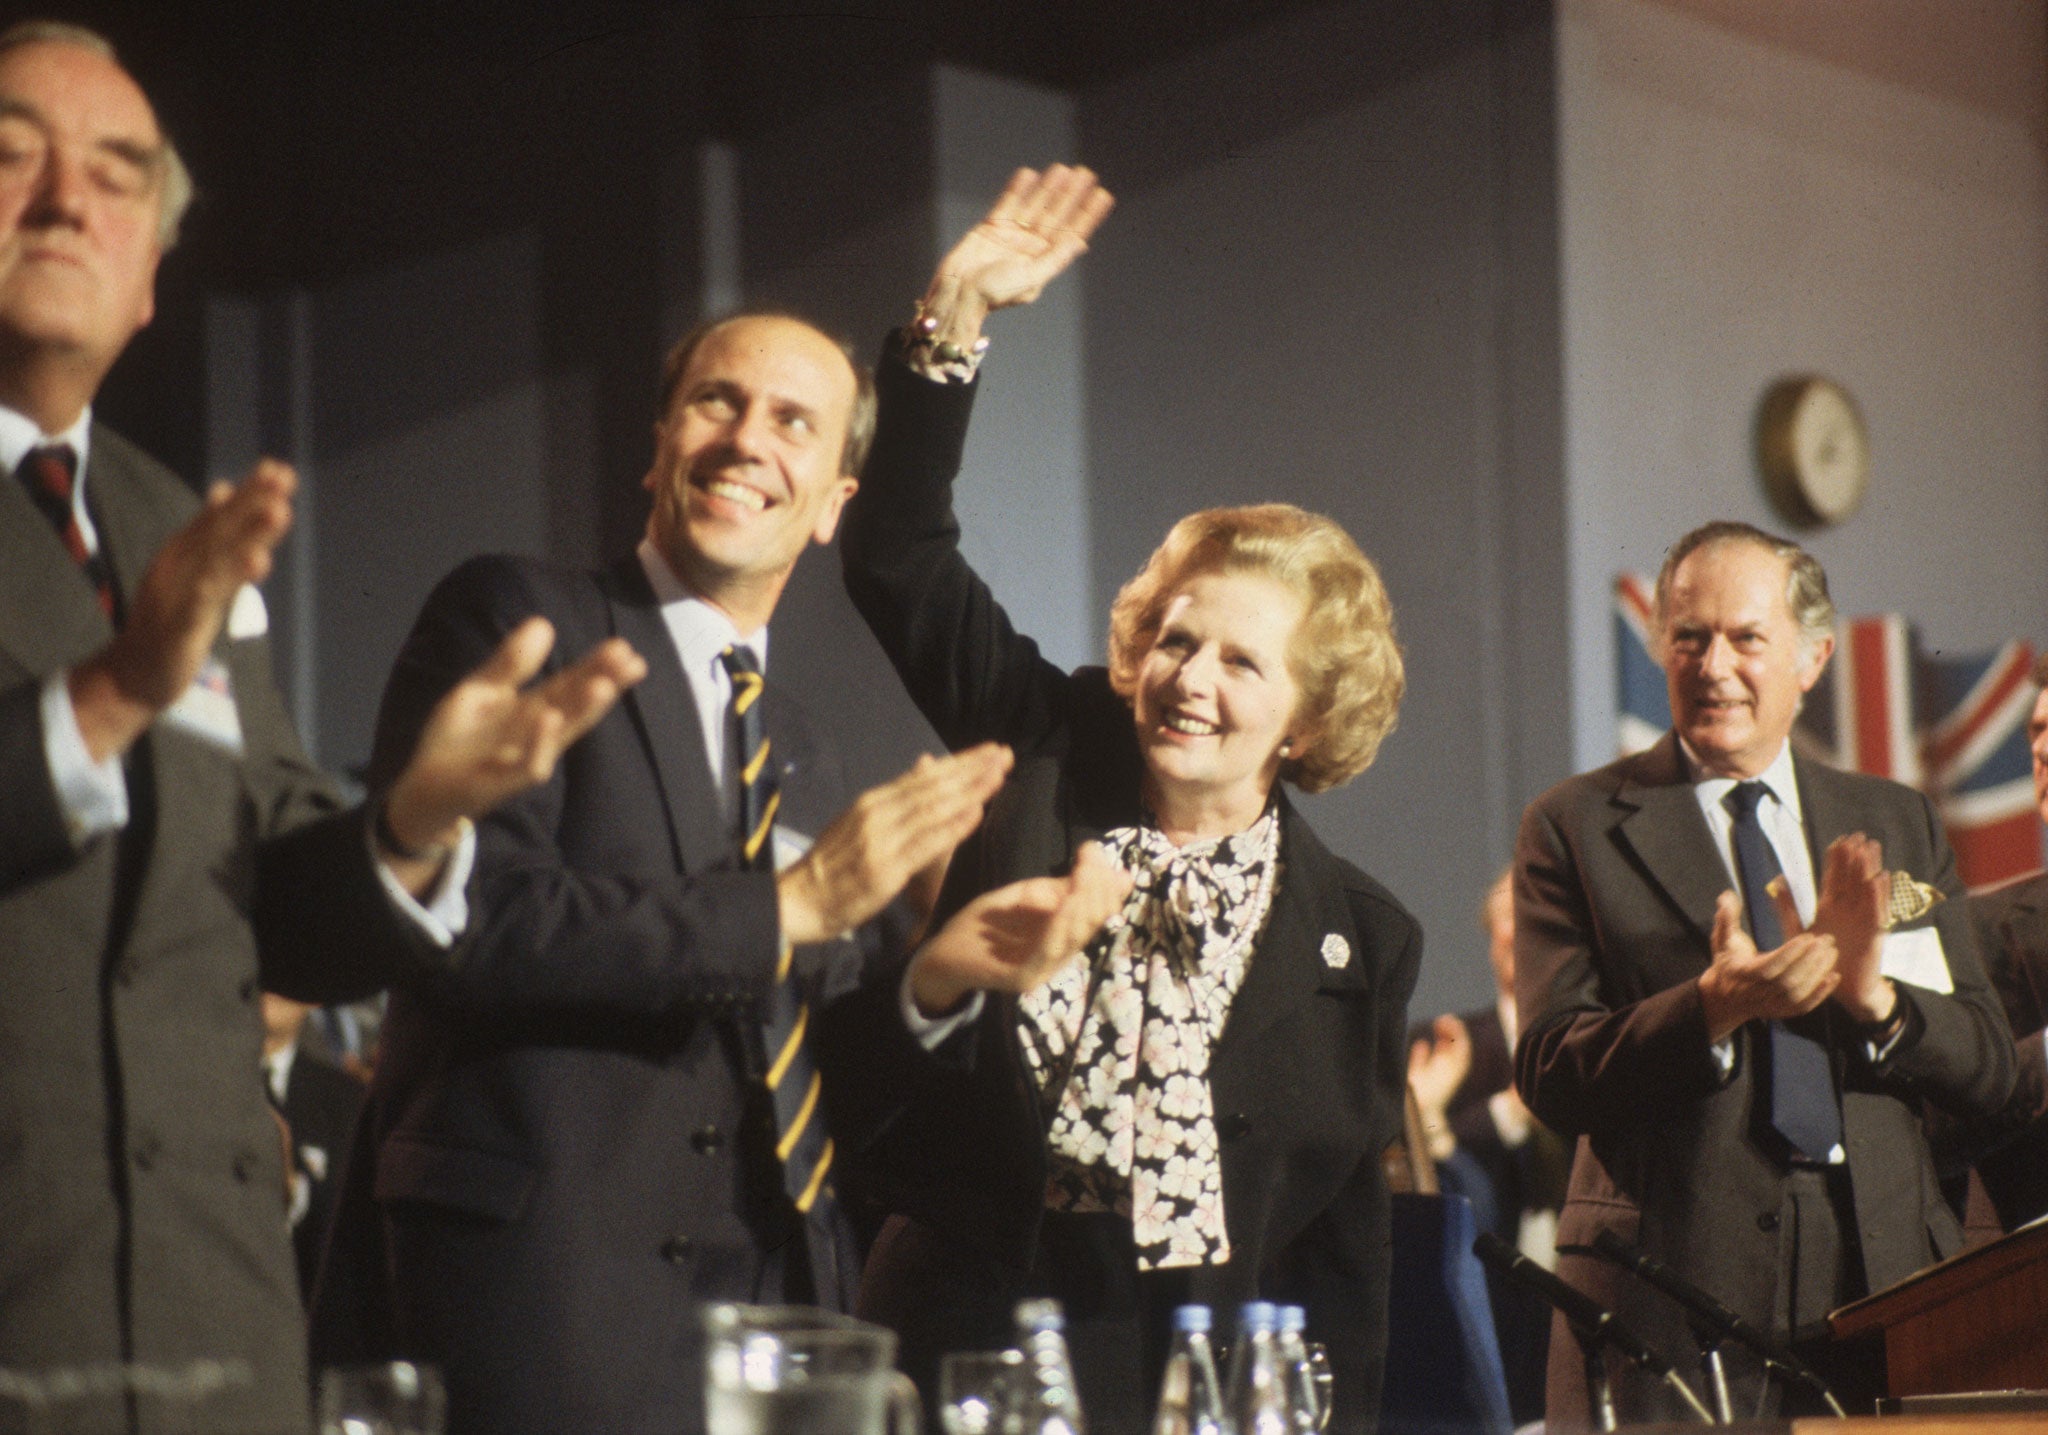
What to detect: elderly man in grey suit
<box><xmin>1515</xmin><ymin>521</ymin><xmax>2014</xmax><ymax>1430</ymax></box>
<box><xmin>0</xmin><ymin>21</ymin><xmax>643</xmax><ymax>1433</ymax></box>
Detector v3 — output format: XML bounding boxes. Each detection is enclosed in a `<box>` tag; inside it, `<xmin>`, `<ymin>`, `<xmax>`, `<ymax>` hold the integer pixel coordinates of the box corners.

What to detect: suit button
<box><xmin>132</xmin><ymin>1133</ymin><xmax>160</xmax><ymax>1171</ymax></box>
<box><xmin>239</xmin><ymin>978</ymin><xmax>259</xmax><ymax>1002</ymax></box>
<box><xmin>1756</xmin><ymin>1212</ymin><xmax>1781</xmax><ymax>1233</ymax></box>
<box><xmin>690</xmin><ymin>1125</ymin><xmax>724</xmax><ymax>1154</ymax></box>
<box><xmin>1218</xmin><ymin>1113</ymin><xmax>1252</xmax><ymax>1141</ymax></box>
<box><xmin>661</xmin><ymin>1236</ymin><xmax>695</xmax><ymax>1265</ymax></box>
<box><xmin>232</xmin><ymin>1150</ymin><xmax>258</xmax><ymax>1183</ymax></box>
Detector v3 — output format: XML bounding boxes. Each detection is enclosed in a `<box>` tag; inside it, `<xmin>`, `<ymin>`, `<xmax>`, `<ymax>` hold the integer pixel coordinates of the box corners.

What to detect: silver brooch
<box><xmin>1320</xmin><ymin>934</ymin><xmax>1351</xmax><ymax>969</ymax></box>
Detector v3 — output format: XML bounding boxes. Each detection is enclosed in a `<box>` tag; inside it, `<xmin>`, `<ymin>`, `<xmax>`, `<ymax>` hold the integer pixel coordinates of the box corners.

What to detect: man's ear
<box><xmin>812</xmin><ymin>476</ymin><xmax>859</xmax><ymax>545</ymax></box>
<box><xmin>1796</xmin><ymin>632</ymin><xmax>1835</xmax><ymax>693</ymax></box>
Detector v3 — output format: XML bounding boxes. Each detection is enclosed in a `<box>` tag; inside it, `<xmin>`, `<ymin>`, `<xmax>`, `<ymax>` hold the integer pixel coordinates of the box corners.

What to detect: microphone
<box><xmin>1473</xmin><ymin>1232</ymin><xmax>1715</xmax><ymax>1424</ymax></box>
<box><xmin>1589</xmin><ymin>1229</ymin><xmax>1844</xmax><ymax>1417</ymax></box>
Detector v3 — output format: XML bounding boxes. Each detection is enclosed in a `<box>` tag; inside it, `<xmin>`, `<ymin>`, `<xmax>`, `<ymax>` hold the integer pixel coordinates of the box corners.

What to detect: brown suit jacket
<box><xmin>1963</xmin><ymin>870</ymin><xmax>2048</xmax><ymax>1228</ymax></box>
<box><xmin>1514</xmin><ymin>734</ymin><xmax>2014</xmax><ymax>1430</ymax></box>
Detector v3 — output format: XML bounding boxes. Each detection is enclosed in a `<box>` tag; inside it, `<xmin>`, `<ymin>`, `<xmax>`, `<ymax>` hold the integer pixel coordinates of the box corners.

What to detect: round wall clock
<box><xmin>1756</xmin><ymin>374</ymin><xmax>1870</xmax><ymax>527</ymax></box>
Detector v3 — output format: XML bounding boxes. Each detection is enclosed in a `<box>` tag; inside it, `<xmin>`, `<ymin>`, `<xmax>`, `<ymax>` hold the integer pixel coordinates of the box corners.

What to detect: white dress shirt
<box><xmin>1682</xmin><ymin>737</ymin><xmax>1819</xmax><ymax>931</ymax></box>
<box><xmin>635</xmin><ymin>537</ymin><xmax>762</xmax><ymax>824</ymax></box>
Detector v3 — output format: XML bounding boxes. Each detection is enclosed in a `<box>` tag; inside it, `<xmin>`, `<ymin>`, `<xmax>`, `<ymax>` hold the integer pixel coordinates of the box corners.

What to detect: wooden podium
<box><xmin>1828</xmin><ymin>1219</ymin><xmax>2048</xmax><ymax>1397</ymax></box>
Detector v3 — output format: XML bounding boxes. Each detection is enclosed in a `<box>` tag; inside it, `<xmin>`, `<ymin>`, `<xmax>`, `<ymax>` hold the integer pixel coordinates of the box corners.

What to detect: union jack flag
<box><xmin>1614</xmin><ymin>575</ymin><xmax>2041</xmax><ymax>891</ymax></box>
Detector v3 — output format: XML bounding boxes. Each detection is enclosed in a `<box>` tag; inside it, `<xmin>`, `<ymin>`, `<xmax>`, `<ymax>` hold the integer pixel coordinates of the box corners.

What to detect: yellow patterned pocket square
<box><xmin>1884</xmin><ymin>871</ymin><xmax>1942</xmax><ymax>928</ymax></box>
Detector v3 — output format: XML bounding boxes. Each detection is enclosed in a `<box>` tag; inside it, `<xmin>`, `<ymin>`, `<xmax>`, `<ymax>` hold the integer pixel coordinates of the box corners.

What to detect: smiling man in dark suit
<box><xmin>1515</xmin><ymin>521</ymin><xmax>2014</xmax><ymax>1430</ymax></box>
<box><xmin>328</xmin><ymin>305</ymin><xmax>1124</xmax><ymax>1435</ymax></box>
<box><xmin>0</xmin><ymin>20</ymin><xmax>641</xmax><ymax>1433</ymax></box>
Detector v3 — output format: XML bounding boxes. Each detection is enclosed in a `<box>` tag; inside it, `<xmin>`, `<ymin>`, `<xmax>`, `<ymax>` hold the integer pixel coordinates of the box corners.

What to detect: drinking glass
<box><xmin>1304</xmin><ymin>1342</ymin><xmax>1333</xmax><ymax>1432</ymax></box>
<box><xmin>317</xmin><ymin>1361</ymin><xmax>445</xmax><ymax>1435</ymax></box>
<box><xmin>938</xmin><ymin>1349</ymin><xmax>1023</xmax><ymax>1435</ymax></box>
<box><xmin>703</xmin><ymin>1303</ymin><xmax>920</xmax><ymax>1435</ymax></box>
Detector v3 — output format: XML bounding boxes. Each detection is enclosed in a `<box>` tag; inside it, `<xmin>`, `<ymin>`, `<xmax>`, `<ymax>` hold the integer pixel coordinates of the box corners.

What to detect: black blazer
<box><xmin>0</xmin><ymin>424</ymin><xmax>421</xmax><ymax>1434</ymax></box>
<box><xmin>1515</xmin><ymin>734</ymin><xmax>2014</xmax><ymax>1427</ymax></box>
<box><xmin>1962</xmin><ymin>870</ymin><xmax>2048</xmax><ymax>1228</ymax></box>
<box><xmin>842</xmin><ymin>350</ymin><xmax>1422</xmax><ymax>1435</ymax></box>
<box><xmin>277</xmin><ymin>1047</ymin><xmax>369</xmax><ymax>1300</ymax></box>
<box><xmin>314</xmin><ymin>553</ymin><xmax>926</xmax><ymax>1435</ymax></box>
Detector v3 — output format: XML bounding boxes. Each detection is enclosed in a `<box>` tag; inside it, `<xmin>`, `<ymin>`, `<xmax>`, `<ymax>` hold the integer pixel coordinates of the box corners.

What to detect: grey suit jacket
<box><xmin>0</xmin><ymin>425</ymin><xmax>418</xmax><ymax>1435</ymax></box>
<box><xmin>1515</xmin><ymin>733</ymin><xmax>2013</xmax><ymax>1429</ymax></box>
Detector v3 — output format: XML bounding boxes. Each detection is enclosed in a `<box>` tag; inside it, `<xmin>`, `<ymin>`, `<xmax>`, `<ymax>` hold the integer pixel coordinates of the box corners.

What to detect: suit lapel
<box><xmin>758</xmin><ymin>686</ymin><xmax>830</xmax><ymax>840</ymax></box>
<box><xmin>602</xmin><ymin>559</ymin><xmax>728</xmax><ymax>875</ymax></box>
<box><xmin>1792</xmin><ymin>752</ymin><xmax>1855</xmax><ymax>861</ymax></box>
<box><xmin>1614</xmin><ymin>734</ymin><xmax>1726</xmax><ymax>942</ymax></box>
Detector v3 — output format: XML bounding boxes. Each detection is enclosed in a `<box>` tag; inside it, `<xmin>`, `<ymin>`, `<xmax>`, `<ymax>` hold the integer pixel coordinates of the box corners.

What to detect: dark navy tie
<box><xmin>1725</xmin><ymin>781</ymin><xmax>1843</xmax><ymax>1163</ymax></box>
<box><xmin>720</xmin><ymin>645</ymin><xmax>834</xmax><ymax>1215</ymax></box>
<box><xmin>17</xmin><ymin>446</ymin><xmax>113</xmax><ymax>618</ymax></box>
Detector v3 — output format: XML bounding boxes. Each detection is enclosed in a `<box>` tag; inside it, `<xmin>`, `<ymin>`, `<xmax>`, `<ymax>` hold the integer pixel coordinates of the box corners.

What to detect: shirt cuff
<box><xmin>1864</xmin><ymin>988</ymin><xmax>1918</xmax><ymax>1063</ymax></box>
<box><xmin>899</xmin><ymin>964</ymin><xmax>984</xmax><ymax>1050</ymax></box>
<box><xmin>897</xmin><ymin>327</ymin><xmax>988</xmax><ymax>385</ymax></box>
<box><xmin>1488</xmin><ymin>1087</ymin><xmax>1533</xmax><ymax>1148</ymax></box>
<box><xmin>41</xmin><ymin>669</ymin><xmax>127</xmax><ymax>844</ymax></box>
<box><xmin>370</xmin><ymin>815</ymin><xmax>476</xmax><ymax>946</ymax></box>
<box><xmin>1710</xmin><ymin>1034</ymin><xmax>1737</xmax><ymax>1080</ymax></box>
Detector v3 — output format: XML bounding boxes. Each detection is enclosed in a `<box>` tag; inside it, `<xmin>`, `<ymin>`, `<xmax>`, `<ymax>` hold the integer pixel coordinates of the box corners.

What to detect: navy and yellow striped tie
<box><xmin>720</xmin><ymin>645</ymin><xmax>834</xmax><ymax>1215</ymax></box>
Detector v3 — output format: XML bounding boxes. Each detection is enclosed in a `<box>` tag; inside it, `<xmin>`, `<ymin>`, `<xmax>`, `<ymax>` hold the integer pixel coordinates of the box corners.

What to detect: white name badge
<box><xmin>161</xmin><ymin>654</ymin><xmax>245</xmax><ymax>757</ymax></box>
<box><xmin>1880</xmin><ymin>926</ymin><xmax>1953</xmax><ymax>995</ymax></box>
<box><xmin>772</xmin><ymin>825</ymin><xmax>813</xmax><ymax>874</ymax></box>
<box><xmin>226</xmin><ymin>583</ymin><xmax>269</xmax><ymax>639</ymax></box>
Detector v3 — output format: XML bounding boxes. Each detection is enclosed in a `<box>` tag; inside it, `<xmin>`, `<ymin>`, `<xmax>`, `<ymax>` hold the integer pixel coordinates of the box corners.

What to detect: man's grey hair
<box><xmin>0</xmin><ymin>20</ymin><xmax>194</xmax><ymax>250</ymax></box>
<box><xmin>1651</xmin><ymin>520</ymin><xmax>1836</xmax><ymax>656</ymax></box>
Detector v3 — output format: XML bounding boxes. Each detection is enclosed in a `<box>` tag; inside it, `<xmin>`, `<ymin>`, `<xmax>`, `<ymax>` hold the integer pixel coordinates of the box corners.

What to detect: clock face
<box><xmin>1757</xmin><ymin>375</ymin><xmax>1869</xmax><ymax>527</ymax></box>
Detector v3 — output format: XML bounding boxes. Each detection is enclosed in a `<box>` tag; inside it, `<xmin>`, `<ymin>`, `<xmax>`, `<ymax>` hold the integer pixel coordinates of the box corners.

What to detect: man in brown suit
<box><xmin>1515</xmin><ymin>522</ymin><xmax>2013</xmax><ymax>1429</ymax></box>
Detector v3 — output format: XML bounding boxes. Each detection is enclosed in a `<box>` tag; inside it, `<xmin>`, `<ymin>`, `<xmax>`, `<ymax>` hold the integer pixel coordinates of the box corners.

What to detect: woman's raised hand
<box><xmin>916</xmin><ymin>164</ymin><xmax>1115</xmax><ymax>349</ymax></box>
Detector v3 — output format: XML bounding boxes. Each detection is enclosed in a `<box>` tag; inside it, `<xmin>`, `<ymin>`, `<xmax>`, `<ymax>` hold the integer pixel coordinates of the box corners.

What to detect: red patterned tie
<box><xmin>18</xmin><ymin>446</ymin><xmax>113</xmax><ymax>618</ymax></box>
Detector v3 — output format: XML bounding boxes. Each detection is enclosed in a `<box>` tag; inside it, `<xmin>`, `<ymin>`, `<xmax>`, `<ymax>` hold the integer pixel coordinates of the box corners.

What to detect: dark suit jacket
<box><xmin>1515</xmin><ymin>734</ymin><xmax>2014</xmax><ymax>1430</ymax></box>
<box><xmin>1962</xmin><ymin>870</ymin><xmax>2048</xmax><ymax>1228</ymax></box>
<box><xmin>314</xmin><ymin>553</ymin><xmax>925</xmax><ymax>1435</ymax></box>
<box><xmin>842</xmin><ymin>350</ymin><xmax>1422</xmax><ymax>1435</ymax></box>
<box><xmin>0</xmin><ymin>425</ymin><xmax>421</xmax><ymax>1434</ymax></box>
<box><xmin>275</xmin><ymin>1047</ymin><xmax>369</xmax><ymax>1301</ymax></box>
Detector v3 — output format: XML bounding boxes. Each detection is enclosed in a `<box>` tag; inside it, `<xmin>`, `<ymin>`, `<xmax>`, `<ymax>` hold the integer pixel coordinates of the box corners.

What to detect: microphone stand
<box><xmin>1589</xmin><ymin>1229</ymin><xmax>1846</xmax><ymax>1419</ymax></box>
<box><xmin>1472</xmin><ymin>1233</ymin><xmax>1715</xmax><ymax>1428</ymax></box>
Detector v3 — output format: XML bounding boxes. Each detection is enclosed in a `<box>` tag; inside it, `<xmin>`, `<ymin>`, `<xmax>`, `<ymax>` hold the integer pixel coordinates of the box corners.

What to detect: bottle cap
<box><xmin>1237</xmin><ymin>1301</ymin><xmax>1278</xmax><ymax>1332</ymax></box>
<box><xmin>1173</xmin><ymin>1304</ymin><xmax>1212</xmax><ymax>1334</ymax></box>
<box><xmin>1278</xmin><ymin>1305</ymin><xmax>1306</xmax><ymax>1332</ymax></box>
<box><xmin>1015</xmin><ymin>1297</ymin><xmax>1066</xmax><ymax>1333</ymax></box>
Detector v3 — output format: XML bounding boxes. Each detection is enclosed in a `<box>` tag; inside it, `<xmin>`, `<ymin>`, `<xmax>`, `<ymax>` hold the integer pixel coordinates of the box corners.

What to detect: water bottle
<box><xmin>1152</xmin><ymin>1304</ymin><xmax>1231</xmax><ymax>1435</ymax></box>
<box><xmin>1014</xmin><ymin>1298</ymin><xmax>1086</xmax><ymax>1435</ymax></box>
<box><xmin>1223</xmin><ymin>1302</ymin><xmax>1289</xmax><ymax>1435</ymax></box>
<box><xmin>1275</xmin><ymin>1305</ymin><xmax>1323</xmax><ymax>1434</ymax></box>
